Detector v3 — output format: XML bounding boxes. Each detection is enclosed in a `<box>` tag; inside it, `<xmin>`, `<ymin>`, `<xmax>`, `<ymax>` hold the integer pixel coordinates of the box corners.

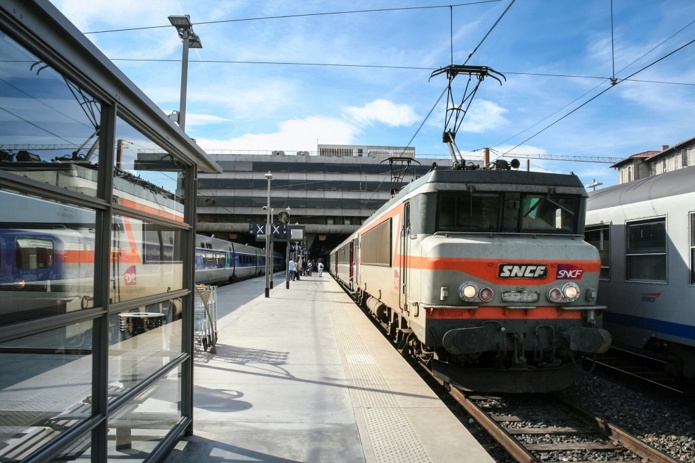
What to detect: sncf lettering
<box><xmin>499</xmin><ymin>264</ymin><xmax>547</xmax><ymax>279</ymax></box>
<box><xmin>556</xmin><ymin>264</ymin><xmax>585</xmax><ymax>280</ymax></box>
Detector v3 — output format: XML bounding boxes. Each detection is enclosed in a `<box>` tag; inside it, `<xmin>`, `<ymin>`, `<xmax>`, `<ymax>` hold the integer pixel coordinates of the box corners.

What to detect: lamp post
<box><xmin>264</xmin><ymin>172</ymin><xmax>273</xmax><ymax>298</ymax></box>
<box><xmin>168</xmin><ymin>14</ymin><xmax>202</xmax><ymax>132</ymax></box>
<box><xmin>269</xmin><ymin>208</ymin><xmax>274</xmax><ymax>289</ymax></box>
<box><xmin>285</xmin><ymin>206</ymin><xmax>291</xmax><ymax>289</ymax></box>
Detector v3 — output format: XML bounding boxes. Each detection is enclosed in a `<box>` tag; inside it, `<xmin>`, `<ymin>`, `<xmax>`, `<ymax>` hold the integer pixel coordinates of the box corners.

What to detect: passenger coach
<box><xmin>586</xmin><ymin>166</ymin><xmax>695</xmax><ymax>378</ymax></box>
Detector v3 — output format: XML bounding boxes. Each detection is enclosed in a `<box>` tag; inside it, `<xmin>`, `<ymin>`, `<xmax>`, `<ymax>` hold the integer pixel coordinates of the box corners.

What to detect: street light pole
<box><xmin>269</xmin><ymin>208</ymin><xmax>274</xmax><ymax>289</ymax></box>
<box><xmin>168</xmin><ymin>15</ymin><xmax>202</xmax><ymax>132</ymax></box>
<box><xmin>285</xmin><ymin>206</ymin><xmax>291</xmax><ymax>289</ymax></box>
<box><xmin>264</xmin><ymin>172</ymin><xmax>273</xmax><ymax>298</ymax></box>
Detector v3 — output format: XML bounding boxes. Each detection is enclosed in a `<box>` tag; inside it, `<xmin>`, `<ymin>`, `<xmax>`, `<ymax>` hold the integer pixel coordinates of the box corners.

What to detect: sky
<box><xmin>49</xmin><ymin>0</ymin><xmax>695</xmax><ymax>189</ymax></box>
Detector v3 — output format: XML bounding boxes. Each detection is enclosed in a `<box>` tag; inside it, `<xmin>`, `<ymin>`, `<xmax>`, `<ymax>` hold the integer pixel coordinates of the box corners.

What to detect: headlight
<box><xmin>13</xmin><ymin>278</ymin><xmax>26</xmax><ymax>290</ymax></box>
<box><xmin>458</xmin><ymin>282</ymin><xmax>478</xmax><ymax>301</ymax></box>
<box><xmin>547</xmin><ymin>287</ymin><xmax>563</xmax><ymax>303</ymax></box>
<box><xmin>479</xmin><ymin>287</ymin><xmax>494</xmax><ymax>302</ymax></box>
<box><xmin>562</xmin><ymin>282</ymin><xmax>580</xmax><ymax>301</ymax></box>
<box><xmin>547</xmin><ymin>282</ymin><xmax>580</xmax><ymax>303</ymax></box>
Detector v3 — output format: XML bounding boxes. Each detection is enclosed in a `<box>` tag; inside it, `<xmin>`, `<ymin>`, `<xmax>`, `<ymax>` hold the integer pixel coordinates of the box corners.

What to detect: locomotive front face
<box><xmin>402</xmin><ymin>180</ymin><xmax>611</xmax><ymax>389</ymax></box>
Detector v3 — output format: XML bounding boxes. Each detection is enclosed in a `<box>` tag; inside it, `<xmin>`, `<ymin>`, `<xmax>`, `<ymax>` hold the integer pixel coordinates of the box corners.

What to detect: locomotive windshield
<box><xmin>436</xmin><ymin>191</ymin><xmax>580</xmax><ymax>234</ymax></box>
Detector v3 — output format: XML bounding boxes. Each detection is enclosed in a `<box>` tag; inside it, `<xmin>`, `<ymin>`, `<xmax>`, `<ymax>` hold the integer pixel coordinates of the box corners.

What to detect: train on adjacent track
<box><xmin>195</xmin><ymin>234</ymin><xmax>283</xmax><ymax>286</ymax></box>
<box><xmin>330</xmin><ymin>166</ymin><xmax>611</xmax><ymax>393</ymax></box>
<box><xmin>586</xmin><ymin>165</ymin><xmax>695</xmax><ymax>379</ymax></box>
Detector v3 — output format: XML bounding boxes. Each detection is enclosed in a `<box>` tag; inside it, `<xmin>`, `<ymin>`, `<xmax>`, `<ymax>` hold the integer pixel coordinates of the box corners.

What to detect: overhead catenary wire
<box><xmin>82</xmin><ymin>1</ymin><xmax>502</xmax><ymax>35</ymax></box>
<box><xmin>463</xmin><ymin>0</ymin><xmax>516</xmax><ymax>65</ymax></box>
<box><xmin>492</xmin><ymin>16</ymin><xmax>695</xmax><ymax>156</ymax></box>
<box><xmin>395</xmin><ymin>0</ymin><xmax>517</xmax><ymax>161</ymax></box>
<box><xmin>497</xmin><ymin>37</ymin><xmax>695</xmax><ymax>159</ymax></box>
<box><xmin>75</xmin><ymin>1</ymin><xmax>695</xmax><ymax>163</ymax></box>
<box><xmin>100</xmin><ymin>58</ymin><xmax>695</xmax><ymax>88</ymax></box>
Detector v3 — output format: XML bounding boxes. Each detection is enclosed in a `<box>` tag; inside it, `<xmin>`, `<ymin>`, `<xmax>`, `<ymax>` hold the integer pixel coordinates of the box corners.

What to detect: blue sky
<box><xmin>51</xmin><ymin>0</ymin><xmax>695</xmax><ymax>189</ymax></box>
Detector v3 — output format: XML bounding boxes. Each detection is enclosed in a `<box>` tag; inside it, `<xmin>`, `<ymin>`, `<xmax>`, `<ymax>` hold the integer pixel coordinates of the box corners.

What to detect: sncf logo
<box><xmin>124</xmin><ymin>265</ymin><xmax>137</xmax><ymax>286</ymax></box>
<box><xmin>499</xmin><ymin>264</ymin><xmax>547</xmax><ymax>279</ymax></box>
<box><xmin>556</xmin><ymin>264</ymin><xmax>584</xmax><ymax>280</ymax></box>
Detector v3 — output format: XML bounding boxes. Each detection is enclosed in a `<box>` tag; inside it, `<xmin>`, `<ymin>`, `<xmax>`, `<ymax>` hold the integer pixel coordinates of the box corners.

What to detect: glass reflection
<box><xmin>71</xmin><ymin>367</ymin><xmax>182</xmax><ymax>462</ymax></box>
<box><xmin>0</xmin><ymin>189</ymin><xmax>96</xmax><ymax>327</ymax></box>
<box><xmin>114</xmin><ymin>118</ymin><xmax>185</xmax><ymax>222</ymax></box>
<box><xmin>0</xmin><ymin>32</ymin><xmax>102</xmax><ymax>197</ymax></box>
<box><xmin>0</xmin><ymin>322</ymin><xmax>93</xmax><ymax>458</ymax></box>
<box><xmin>110</xmin><ymin>215</ymin><xmax>184</xmax><ymax>303</ymax></box>
<box><xmin>108</xmin><ymin>299</ymin><xmax>182</xmax><ymax>387</ymax></box>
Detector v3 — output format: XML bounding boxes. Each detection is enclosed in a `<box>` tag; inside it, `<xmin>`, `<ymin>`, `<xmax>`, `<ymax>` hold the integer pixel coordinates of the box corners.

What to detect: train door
<box><xmin>229</xmin><ymin>242</ymin><xmax>237</xmax><ymax>281</ymax></box>
<box><xmin>352</xmin><ymin>236</ymin><xmax>359</xmax><ymax>291</ymax></box>
<box><xmin>399</xmin><ymin>202</ymin><xmax>410</xmax><ymax>311</ymax></box>
<box><xmin>348</xmin><ymin>237</ymin><xmax>356</xmax><ymax>290</ymax></box>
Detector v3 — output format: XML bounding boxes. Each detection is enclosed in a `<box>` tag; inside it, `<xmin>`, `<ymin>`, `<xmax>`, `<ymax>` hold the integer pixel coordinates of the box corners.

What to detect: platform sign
<box><xmin>249</xmin><ymin>223</ymin><xmax>287</xmax><ymax>239</ymax></box>
<box><xmin>289</xmin><ymin>226</ymin><xmax>305</xmax><ymax>241</ymax></box>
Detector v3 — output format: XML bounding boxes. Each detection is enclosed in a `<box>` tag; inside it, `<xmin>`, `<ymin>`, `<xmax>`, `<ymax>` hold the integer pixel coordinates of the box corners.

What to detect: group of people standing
<box><xmin>288</xmin><ymin>258</ymin><xmax>324</xmax><ymax>281</ymax></box>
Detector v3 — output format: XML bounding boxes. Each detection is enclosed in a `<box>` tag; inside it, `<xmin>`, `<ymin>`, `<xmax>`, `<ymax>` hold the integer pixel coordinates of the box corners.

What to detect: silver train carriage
<box><xmin>195</xmin><ymin>234</ymin><xmax>282</xmax><ymax>285</ymax></box>
<box><xmin>331</xmin><ymin>168</ymin><xmax>611</xmax><ymax>393</ymax></box>
<box><xmin>586</xmin><ymin>165</ymin><xmax>695</xmax><ymax>378</ymax></box>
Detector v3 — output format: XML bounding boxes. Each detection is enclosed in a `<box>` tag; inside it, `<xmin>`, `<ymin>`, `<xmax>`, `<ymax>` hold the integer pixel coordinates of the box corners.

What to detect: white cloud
<box><xmin>185</xmin><ymin>113</ymin><xmax>231</xmax><ymax>126</ymax></box>
<box><xmin>54</xmin><ymin>0</ymin><xmax>171</xmax><ymax>31</ymax></box>
<box><xmin>459</xmin><ymin>100</ymin><xmax>508</xmax><ymax>133</ymax></box>
<box><xmin>197</xmin><ymin>116</ymin><xmax>356</xmax><ymax>152</ymax></box>
<box><xmin>343</xmin><ymin>99</ymin><xmax>419</xmax><ymax>127</ymax></box>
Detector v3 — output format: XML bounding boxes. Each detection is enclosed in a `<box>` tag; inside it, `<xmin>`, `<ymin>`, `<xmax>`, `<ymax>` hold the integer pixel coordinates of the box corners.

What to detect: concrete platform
<box><xmin>165</xmin><ymin>273</ymin><xmax>493</xmax><ymax>463</ymax></box>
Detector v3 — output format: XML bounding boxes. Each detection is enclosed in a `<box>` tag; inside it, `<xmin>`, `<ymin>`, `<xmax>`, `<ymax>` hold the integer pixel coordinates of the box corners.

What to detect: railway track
<box><xmin>586</xmin><ymin>346</ymin><xmax>690</xmax><ymax>396</ymax></box>
<box><xmin>421</xmin><ymin>366</ymin><xmax>681</xmax><ymax>463</ymax></box>
<box><xmin>345</xmin><ymin>290</ymin><xmax>690</xmax><ymax>462</ymax></box>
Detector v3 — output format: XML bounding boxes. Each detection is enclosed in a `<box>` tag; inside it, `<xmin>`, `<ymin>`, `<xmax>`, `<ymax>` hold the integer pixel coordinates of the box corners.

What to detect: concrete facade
<box><xmin>196</xmin><ymin>147</ymin><xmax>451</xmax><ymax>259</ymax></box>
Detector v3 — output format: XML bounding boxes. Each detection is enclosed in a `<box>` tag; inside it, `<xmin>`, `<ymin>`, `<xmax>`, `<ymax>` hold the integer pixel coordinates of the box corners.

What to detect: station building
<box><xmin>196</xmin><ymin>146</ymin><xmax>451</xmax><ymax>259</ymax></box>
<box><xmin>611</xmin><ymin>135</ymin><xmax>695</xmax><ymax>184</ymax></box>
<box><xmin>0</xmin><ymin>2</ymin><xmax>219</xmax><ymax>461</ymax></box>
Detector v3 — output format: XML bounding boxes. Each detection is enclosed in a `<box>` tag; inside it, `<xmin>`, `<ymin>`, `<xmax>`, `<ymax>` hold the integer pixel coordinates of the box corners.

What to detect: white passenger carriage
<box><xmin>586</xmin><ymin>165</ymin><xmax>695</xmax><ymax>377</ymax></box>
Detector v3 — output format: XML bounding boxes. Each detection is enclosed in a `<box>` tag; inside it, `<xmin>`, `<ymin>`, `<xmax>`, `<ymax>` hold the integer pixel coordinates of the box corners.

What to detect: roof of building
<box><xmin>610</xmin><ymin>150</ymin><xmax>661</xmax><ymax>168</ymax></box>
<box><xmin>644</xmin><ymin>134</ymin><xmax>695</xmax><ymax>162</ymax></box>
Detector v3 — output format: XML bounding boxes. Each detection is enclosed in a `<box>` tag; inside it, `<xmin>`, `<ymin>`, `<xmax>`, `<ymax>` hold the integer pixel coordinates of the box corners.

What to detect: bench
<box><xmin>0</xmin><ymin>426</ymin><xmax>56</xmax><ymax>462</ymax></box>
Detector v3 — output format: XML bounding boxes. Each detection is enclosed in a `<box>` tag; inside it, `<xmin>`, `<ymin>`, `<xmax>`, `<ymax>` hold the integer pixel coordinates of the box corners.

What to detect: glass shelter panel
<box><xmin>114</xmin><ymin>118</ymin><xmax>185</xmax><ymax>223</ymax></box>
<box><xmin>0</xmin><ymin>32</ymin><xmax>102</xmax><ymax>196</ymax></box>
<box><xmin>0</xmin><ymin>321</ymin><xmax>94</xmax><ymax>456</ymax></box>
<box><xmin>108</xmin><ymin>297</ymin><xmax>183</xmax><ymax>388</ymax></box>
<box><xmin>60</xmin><ymin>366</ymin><xmax>183</xmax><ymax>462</ymax></box>
<box><xmin>110</xmin><ymin>215</ymin><xmax>184</xmax><ymax>303</ymax></box>
<box><xmin>0</xmin><ymin>188</ymin><xmax>96</xmax><ymax>326</ymax></box>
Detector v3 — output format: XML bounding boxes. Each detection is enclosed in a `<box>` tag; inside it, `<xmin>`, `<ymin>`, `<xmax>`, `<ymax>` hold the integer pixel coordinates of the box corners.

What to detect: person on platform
<box><xmin>317</xmin><ymin>261</ymin><xmax>324</xmax><ymax>277</ymax></box>
<box><xmin>289</xmin><ymin>259</ymin><xmax>296</xmax><ymax>281</ymax></box>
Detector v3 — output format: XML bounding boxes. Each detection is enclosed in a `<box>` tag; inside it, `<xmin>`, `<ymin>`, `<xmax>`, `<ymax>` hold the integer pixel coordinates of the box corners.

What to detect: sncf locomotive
<box><xmin>331</xmin><ymin>167</ymin><xmax>611</xmax><ymax>393</ymax></box>
<box><xmin>586</xmin><ymin>165</ymin><xmax>695</xmax><ymax>378</ymax></box>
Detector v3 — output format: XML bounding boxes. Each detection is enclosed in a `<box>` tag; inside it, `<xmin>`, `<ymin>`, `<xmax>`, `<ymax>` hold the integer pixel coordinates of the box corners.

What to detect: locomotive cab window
<box><xmin>436</xmin><ymin>191</ymin><xmax>500</xmax><ymax>232</ymax></box>
<box><xmin>520</xmin><ymin>194</ymin><xmax>579</xmax><ymax>233</ymax></box>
